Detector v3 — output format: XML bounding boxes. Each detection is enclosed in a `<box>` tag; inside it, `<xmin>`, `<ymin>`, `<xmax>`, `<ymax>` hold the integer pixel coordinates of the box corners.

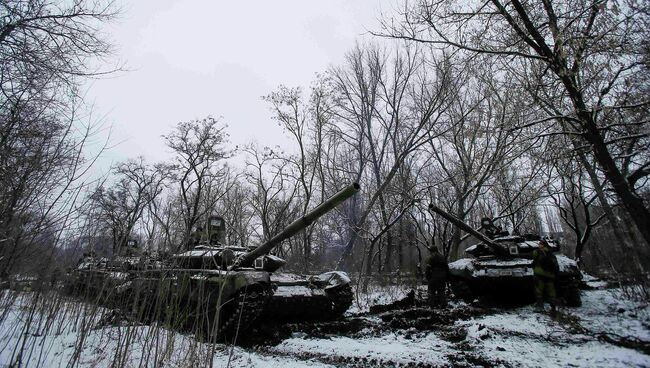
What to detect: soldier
<box><xmin>190</xmin><ymin>225</ymin><xmax>204</xmax><ymax>246</ymax></box>
<box><xmin>424</xmin><ymin>247</ymin><xmax>449</xmax><ymax>307</ymax></box>
<box><xmin>532</xmin><ymin>239</ymin><xmax>559</xmax><ymax>316</ymax></box>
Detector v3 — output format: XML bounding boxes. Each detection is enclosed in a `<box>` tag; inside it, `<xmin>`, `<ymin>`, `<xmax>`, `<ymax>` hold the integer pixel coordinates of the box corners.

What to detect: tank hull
<box><xmin>263</xmin><ymin>271</ymin><xmax>353</xmax><ymax>321</ymax></box>
<box><xmin>65</xmin><ymin>265</ymin><xmax>353</xmax><ymax>338</ymax></box>
<box><xmin>448</xmin><ymin>255</ymin><xmax>582</xmax><ymax>306</ymax></box>
<box><xmin>66</xmin><ymin>263</ymin><xmax>274</xmax><ymax>339</ymax></box>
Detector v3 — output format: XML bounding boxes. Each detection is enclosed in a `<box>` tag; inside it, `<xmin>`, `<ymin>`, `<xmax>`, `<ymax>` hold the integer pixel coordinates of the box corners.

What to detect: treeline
<box><xmin>1</xmin><ymin>0</ymin><xmax>649</xmax><ymax>282</ymax></box>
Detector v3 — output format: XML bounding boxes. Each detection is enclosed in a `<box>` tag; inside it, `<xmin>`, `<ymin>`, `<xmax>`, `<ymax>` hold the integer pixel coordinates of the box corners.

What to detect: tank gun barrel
<box><xmin>428</xmin><ymin>204</ymin><xmax>510</xmax><ymax>257</ymax></box>
<box><xmin>233</xmin><ymin>183</ymin><xmax>360</xmax><ymax>268</ymax></box>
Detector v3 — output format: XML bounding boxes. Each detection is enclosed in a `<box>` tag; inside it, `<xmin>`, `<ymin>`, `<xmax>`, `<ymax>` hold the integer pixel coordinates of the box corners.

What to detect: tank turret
<box><xmin>173</xmin><ymin>183</ymin><xmax>360</xmax><ymax>271</ymax></box>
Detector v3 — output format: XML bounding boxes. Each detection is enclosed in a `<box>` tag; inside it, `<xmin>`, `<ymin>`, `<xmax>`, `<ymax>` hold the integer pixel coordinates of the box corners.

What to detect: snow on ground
<box><xmin>458</xmin><ymin>305</ymin><xmax>649</xmax><ymax>367</ymax></box>
<box><xmin>579</xmin><ymin>288</ymin><xmax>650</xmax><ymax>341</ymax></box>
<box><xmin>347</xmin><ymin>283</ymin><xmax>414</xmax><ymax>314</ymax></box>
<box><xmin>272</xmin><ymin>331</ymin><xmax>452</xmax><ymax>366</ymax></box>
<box><xmin>267</xmin><ymin>286</ymin><xmax>649</xmax><ymax>367</ymax></box>
<box><xmin>0</xmin><ymin>292</ymin><xmax>331</xmax><ymax>368</ymax></box>
<box><xmin>582</xmin><ymin>273</ymin><xmax>610</xmax><ymax>289</ymax></box>
<box><xmin>478</xmin><ymin>336</ymin><xmax>648</xmax><ymax>368</ymax></box>
<box><xmin>1</xmin><ymin>286</ymin><xmax>649</xmax><ymax>367</ymax></box>
<box><xmin>456</xmin><ymin>287</ymin><xmax>650</xmax><ymax>368</ymax></box>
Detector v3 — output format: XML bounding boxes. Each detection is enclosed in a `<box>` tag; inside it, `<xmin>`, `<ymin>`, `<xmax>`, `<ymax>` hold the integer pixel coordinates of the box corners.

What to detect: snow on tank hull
<box><xmin>65</xmin><ymin>258</ymin><xmax>275</xmax><ymax>339</ymax></box>
<box><xmin>66</xmin><ymin>268</ymin><xmax>131</xmax><ymax>306</ymax></box>
<box><xmin>65</xmin><ymin>255</ymin><xmax>354</xmax><ymax>338</ymax></box>
<box><xmin>263</xmin><ymin>271</ymin><xmax>353</xmax><ymax>321</ymax></box>
<box><xmin>448</xmin><ymin>255</ymin><xmax>582</xmax><ymax>306</ymax></box>
<box><xmin>65</xmin><ymin>256</ymin><xmax>144</xmax><ymax>305</ymax></box>
<box><xmin>130</xmin><ymin>267</ymin><xmax>274</xmax><ymax>338</ymax></box>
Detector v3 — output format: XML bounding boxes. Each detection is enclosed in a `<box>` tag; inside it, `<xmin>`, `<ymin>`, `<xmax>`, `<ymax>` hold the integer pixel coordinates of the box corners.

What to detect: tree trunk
<box><xmin>574</xmin><ymin>150</ymin><xmax>644</xmax><ymax>272</ymax></box>
<box><xmin>560</xmin><ymin>73</ymin><xmax>650</xmax><ymax>250</ymax></box>
<box><xmin>449</xmin><ymin>196</ymin><xmax>467</xmax><ymax>260</ymax></box>
<box><xmin>582</xmin><ymin>121</ymin><xmax>650</xmax><ymax>248</ymax></box>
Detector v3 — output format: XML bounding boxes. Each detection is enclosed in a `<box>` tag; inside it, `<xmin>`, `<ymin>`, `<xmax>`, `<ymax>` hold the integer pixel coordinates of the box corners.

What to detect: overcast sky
<box><xmin>87</xmin><ymin>0</ymin><xmax>395</xmax><ymax>169</ymax></box>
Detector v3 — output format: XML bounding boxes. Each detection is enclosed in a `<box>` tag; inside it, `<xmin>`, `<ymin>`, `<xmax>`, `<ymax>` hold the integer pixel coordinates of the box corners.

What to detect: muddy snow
<box><xmin>0</xmin><ymin>284</ymin><xmax>648</xmax><ymax>367</ymax></box>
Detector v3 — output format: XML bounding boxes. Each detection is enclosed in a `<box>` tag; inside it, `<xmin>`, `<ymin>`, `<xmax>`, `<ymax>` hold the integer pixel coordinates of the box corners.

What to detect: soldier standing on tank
<box><xmin>424</xmin><ymin>247</ymin><xmax>449</xmax><ymax>307</ymax></box>
<box><xmin>532</xmin><ymin>239</ymin><xmax>559</xmax><ymax>316</ymax></box>
<box><xmin>190</xmin><ymin>225</ymin><xmax>204</xmax><ymax>246</ymax></box>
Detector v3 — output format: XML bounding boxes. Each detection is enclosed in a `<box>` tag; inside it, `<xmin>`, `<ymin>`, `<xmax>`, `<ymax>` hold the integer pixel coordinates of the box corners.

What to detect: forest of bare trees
<box><xmin>0</xmin><ymin>0</ymin><xmax>649</xmax><ymax>366</ymax></box>
<box><xmin>1</xmin><ymin>0</ymin><xmax>649</xmax><ymax>283</ymax></box>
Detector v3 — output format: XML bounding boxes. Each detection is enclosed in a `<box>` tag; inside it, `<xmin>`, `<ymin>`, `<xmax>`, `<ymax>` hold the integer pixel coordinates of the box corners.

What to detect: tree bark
<box><xmin>575</xmin><ymin>103</ymin><xmax>650</xmax><ymax>249</ymax></box>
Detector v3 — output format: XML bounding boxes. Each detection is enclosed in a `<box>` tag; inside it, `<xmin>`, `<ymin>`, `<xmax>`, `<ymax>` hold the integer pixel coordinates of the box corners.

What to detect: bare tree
<box><xmin>88</xmin><ymin>158</ymin><xmax>166</xmax><ymax>254</ymax></box>
<box><xmin>163</xmin><ymin>117</ymin><xmax>231</xmax><ymax>251</ymax></box>
<box><xmin>380</xmin><ymin>0</ymin><xmax>650</xmax><ymax>247</ymax></box>
<box><xmin>548</xmin><ymin>153</ymin><xmax>606</xmax><ymax>264</ymax></box>
<box><xmin>0</xmin><ymin>0</ymin><xmax>119</xmax><ymax>277</ymax></box>
<box><xmin>264</xmin><ymin>86</ymin><xmax>320</xmax><ymax>266</ymax></box>
<box><xmin>327</xmin><ymin>45</ymin><xmax>453</xmax><ymax>271</ymax></box>
<box><xmin>1</xmin><ymin>1</ymin><xmax>118</xmax><ymax>76</ymax></box>
<box><xmin>243</xmin><ymin>144</ymin><xmax>299</xmax><ymax>258</ymax></box>
<box><xmin>0</xmin><ymin>98</ymin><xmax>112</xmax><ymax>277</ymax></box>
<box><xmin>424</xmin><ymin>58</ymin><xmax>534</xmax><ymax>259</ymax></box>
<box><xmin>215</xmin><ymin>180</ymin><xmax>255</xmax><ymax>247</ymax></box>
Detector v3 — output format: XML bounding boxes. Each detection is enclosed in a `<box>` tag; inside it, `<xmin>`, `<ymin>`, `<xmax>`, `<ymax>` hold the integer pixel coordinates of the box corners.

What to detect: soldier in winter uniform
<box><xmin>424</xmin><ymin>247</ymin><xmax>449</xmax><ymax>307</ymax></box>
<box><xmin>532</xmin><ymin>239</ymin><xmax>559</xmax><ymax>316</ymax></box>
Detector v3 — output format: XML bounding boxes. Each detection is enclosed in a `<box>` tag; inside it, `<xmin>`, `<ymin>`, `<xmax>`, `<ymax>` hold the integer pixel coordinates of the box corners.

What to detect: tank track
<box><xmin>260</xmin><ymin>283</ymin><xmax>353</xmax><ymax>321</ymax></box>
<box><xmin>212</xmin><ymin>286</ymin><xmax>273</xmax><ymax>340</ymax></box>
<box><xmin>326</xmin><ymin>283</ymin><xmax>353</xmax><ymax>318</ymax></box>
<box><xmin>450</xmin><ymin>279</ymin><xmax>475</xmax><ymax>303</ymax></box>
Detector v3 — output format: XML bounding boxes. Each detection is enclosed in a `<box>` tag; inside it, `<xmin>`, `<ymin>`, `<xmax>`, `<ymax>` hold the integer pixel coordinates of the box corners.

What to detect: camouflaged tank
<box><xmin>65</xmin><ymin>239</ymin><xmax>159</xmax><ymax>304</ymax></box>
<box><xmin>429</xmin><ymin>204</ymin><xmax>582</xmax><ymax>307</ymax></box>
<box><xmin>67</xmin><ymin>183</ymin><xmax>360</xmax><ymax>340</ymax></box>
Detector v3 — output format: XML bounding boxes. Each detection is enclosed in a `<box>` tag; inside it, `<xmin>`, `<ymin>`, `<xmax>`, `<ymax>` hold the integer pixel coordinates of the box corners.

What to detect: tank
<box><xmin>65</xmin><ymin>240</ymin><xmax>160</xmax><ymax>307</ymax></box>
<box><xmin>428</xmin><ymin>204</ymin><xmax>582</xmax><ymax>307</ymax></box>
<box><xmin>67</xmin><ymin>183</ymin><xmax>360</xmax><ymax>340</ymax></box>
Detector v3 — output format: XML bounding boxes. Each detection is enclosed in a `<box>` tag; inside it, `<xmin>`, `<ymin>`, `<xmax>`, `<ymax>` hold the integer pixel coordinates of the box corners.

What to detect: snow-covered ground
<box><xmin>347</xmin><ymin>282</ymin><xmax>412</xmax><ymax>314</ymax></box>
<box><xmin>0</xmin><ymin>292</ymin><xmax>329</xmax><ymax>368</ymax></box>
<box><xmin>1</xmin><ymin>284</ymin><xmax>648</xmax><ymax>367</ymax></box>
<box><xmin>272</xmin><ymin>332</ymin><xmax>452</xmax><ymax>366</ymax></box>
<box><xmin>456</xmin><ymin>288</ymin><xmax>649</xmax><ymax>367</ymax></box>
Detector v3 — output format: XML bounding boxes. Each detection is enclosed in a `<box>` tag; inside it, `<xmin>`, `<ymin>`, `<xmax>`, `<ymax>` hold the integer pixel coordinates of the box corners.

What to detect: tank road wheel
<box><xmin>204</xmin><ymin>286</ymin><xmax>273</xmax><ymax>341</ymax></box>
<box><xmin>326</xmin><ymin>283</ymin><xmax>354</xmax><ymax>318</ymax></box>
<box><xmin>450</xmin><ymin>279</ymin><xmax>475</xmax><ymax>303</ymax></box>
